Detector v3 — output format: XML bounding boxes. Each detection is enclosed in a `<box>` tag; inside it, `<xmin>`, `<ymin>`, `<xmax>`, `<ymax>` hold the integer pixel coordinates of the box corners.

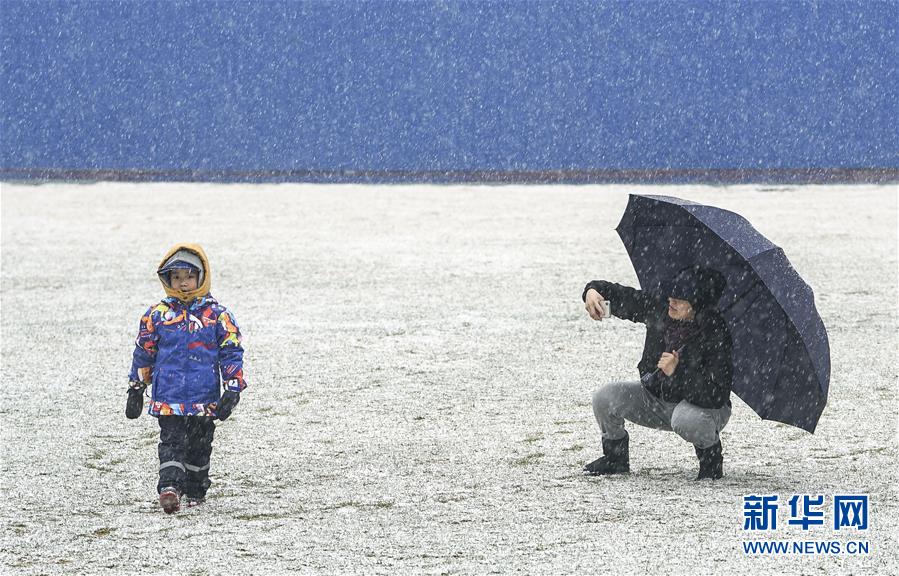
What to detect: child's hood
<box><xmin>157</xmin><ymin>243</ymin><xmax>211</xmax><ymax>302</ymax></box>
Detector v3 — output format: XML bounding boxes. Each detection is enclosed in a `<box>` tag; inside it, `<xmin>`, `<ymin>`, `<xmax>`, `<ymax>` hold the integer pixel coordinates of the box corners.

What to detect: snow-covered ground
<box><xmin>1</xmin><ymin>182</ymin><xmax>896</xmax><ymax>575</ymax></box>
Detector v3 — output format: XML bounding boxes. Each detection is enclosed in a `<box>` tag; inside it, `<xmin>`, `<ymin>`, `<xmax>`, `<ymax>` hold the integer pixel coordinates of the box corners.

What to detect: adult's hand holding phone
<box><xmin>585</xmin><ymin>288</ymin><xmax>607</xmax><ymax>321</ymax></box>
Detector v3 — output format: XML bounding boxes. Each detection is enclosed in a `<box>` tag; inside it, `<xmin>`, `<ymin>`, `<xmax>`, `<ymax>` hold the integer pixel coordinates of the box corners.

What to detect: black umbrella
<box><xmin>616</xmin><ymin>194</ymin><xmax>830</xmax><ymax>433</ymax></box>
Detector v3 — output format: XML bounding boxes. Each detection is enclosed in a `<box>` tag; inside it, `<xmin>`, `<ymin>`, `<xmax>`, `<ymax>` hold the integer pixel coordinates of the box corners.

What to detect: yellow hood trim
<box><xmin>157</xmin><ymin>243</ymin><xmax>211</xmax><ymax>302</ymax></box>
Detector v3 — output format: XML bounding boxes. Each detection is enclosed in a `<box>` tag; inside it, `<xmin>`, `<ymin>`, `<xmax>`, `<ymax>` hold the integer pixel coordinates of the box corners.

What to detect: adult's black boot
<box><xmin>694</xmin><ymin>440</ymin><xmax>723</xmax><ymax>480</ymax></box>
<box><xmin>583</xmin><ymin>434</ymin><xmax>630</xmax><ymax>475</ymax></box>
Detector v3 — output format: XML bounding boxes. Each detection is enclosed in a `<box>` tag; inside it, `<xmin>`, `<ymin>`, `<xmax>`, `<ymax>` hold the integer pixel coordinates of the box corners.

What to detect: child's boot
<box><xmin>183</xmin><ymin>495</ymin><xmax>206</xmax><ymax>508</ymax></box>
<box><xmin>159</xmin><ymin>486</ymin><xmax>181</xmax><ymax>514</ymax></box>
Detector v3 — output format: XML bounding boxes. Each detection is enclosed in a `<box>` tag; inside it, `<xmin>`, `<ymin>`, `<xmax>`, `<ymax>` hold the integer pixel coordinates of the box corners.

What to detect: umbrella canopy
<box><xmin>616</xmin><ymin>194</ymin><xmax>830</xmax><ymax>433</ymax></box>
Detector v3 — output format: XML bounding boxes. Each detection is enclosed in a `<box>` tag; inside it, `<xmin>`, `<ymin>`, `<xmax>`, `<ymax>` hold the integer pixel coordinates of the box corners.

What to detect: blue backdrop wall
<box><xmin>1</xmin><ymin>1</ymin><xmax>897</xmax><ymax>180</ymax></box>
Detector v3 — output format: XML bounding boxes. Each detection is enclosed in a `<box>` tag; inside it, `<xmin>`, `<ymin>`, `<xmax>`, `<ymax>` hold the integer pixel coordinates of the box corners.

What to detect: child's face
<box><xmin>170</xmin><ymin>268</ymin><xmax>199</xmax><ymax>292</ymax></box>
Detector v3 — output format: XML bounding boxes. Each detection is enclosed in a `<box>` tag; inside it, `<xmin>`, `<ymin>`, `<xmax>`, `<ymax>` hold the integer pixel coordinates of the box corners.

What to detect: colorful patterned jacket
<box><xmin>129</xmin><ymin>244</ymin><xmax>246</xmax><ymax>417</ymax></box>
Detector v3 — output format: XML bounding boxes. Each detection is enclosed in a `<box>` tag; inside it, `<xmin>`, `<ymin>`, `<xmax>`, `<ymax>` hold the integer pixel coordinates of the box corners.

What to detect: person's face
<box><xmin>170</xmin><ymin>268</ymin><xmax>198</xmax><ymax>292</ymax></box>
<box><xmin>667</xmin><ymin>297</ymin><xmax>695</xmax><ymax>321</ymax></box>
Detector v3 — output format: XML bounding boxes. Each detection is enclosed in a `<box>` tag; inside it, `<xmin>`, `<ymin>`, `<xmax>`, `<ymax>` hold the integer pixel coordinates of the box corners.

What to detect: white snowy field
<box><xmin>1</xmin><ymin>182</ymin><xmax>896</xmax><ymax>575</ymax></box>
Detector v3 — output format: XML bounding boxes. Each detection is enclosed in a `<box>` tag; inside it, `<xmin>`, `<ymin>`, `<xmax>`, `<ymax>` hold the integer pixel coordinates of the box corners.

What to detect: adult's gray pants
<box><xmin>592</xmin><ymin>380</ymin><xmax>731</xmax><ymax>449</ymax></box>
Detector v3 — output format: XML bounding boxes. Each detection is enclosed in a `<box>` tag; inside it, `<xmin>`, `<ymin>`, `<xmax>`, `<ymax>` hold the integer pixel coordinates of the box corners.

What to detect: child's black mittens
<box><xmin>126</xmin><ymin>381</ymin><xmax>147</xmax><ymax>419</ymax></box>
<box><xmin>217</xmin><ymin>390</ymin><xmax>240</xmax><ymax>421</ymax></box>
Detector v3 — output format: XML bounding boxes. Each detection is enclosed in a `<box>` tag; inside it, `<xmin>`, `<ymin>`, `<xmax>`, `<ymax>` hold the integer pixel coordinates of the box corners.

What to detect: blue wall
<box><xmin>1</xmin><ymin>1</ymin><xmax>897</xmax><ymax>178</ymax></box>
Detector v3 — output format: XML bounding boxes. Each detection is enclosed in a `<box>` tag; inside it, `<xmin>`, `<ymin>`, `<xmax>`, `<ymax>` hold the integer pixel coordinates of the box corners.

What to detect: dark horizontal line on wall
<box><xmin>2</xmin><ymin>167</ymin><xmax>898</xmax><ymax>185</ymax></box>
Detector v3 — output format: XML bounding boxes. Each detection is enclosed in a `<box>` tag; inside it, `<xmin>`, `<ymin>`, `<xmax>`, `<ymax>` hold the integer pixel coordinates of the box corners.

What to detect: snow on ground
<box><xmin>1</xmin><ymin>182</ymin><xmax>896</xmax><ymax>575</ymax></box>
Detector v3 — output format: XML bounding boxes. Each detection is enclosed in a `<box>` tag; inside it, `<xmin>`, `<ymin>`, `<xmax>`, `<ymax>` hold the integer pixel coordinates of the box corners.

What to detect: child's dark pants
<box><xmin>157</xmin><ymin>416</ymin><xmax>216</xmax><ymax>498</ymax></box>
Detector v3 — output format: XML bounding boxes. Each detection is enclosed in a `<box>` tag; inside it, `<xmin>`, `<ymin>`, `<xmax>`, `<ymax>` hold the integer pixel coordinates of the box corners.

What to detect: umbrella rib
<box><xmin>719</xmin><ymin>278</ymin><xmax>762</xmax><ymax>314</ymax></box>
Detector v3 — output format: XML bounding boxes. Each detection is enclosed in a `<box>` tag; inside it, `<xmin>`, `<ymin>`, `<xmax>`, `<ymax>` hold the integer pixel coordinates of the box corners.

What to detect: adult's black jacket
<box><xmin>583</xmin><ymin>280</ymin><xmax>733</xmax><ymax>409</ymax></box>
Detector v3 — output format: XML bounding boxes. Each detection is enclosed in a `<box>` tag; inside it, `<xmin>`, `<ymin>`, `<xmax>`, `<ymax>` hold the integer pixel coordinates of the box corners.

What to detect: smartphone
<box><xmin>600</xmin><ymin>300</ymin><xmax>611</xmax><ymax>318</ymax></box>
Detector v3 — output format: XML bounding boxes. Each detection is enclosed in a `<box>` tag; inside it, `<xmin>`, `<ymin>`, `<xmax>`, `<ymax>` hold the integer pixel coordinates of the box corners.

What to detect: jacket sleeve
<box><xmin>129</xmin><ymin>306</ymin><xmax>159</xmax><ymax>383</ymax></box>
<box><xmin>217</xmin><ymin>309</ymin><xmax>246</xmax><ymax>392</ymax></box>
<box><xmin>582</xmin><ymin>280</ymin><xmax>658</xmax><ymax>325</ymax></box>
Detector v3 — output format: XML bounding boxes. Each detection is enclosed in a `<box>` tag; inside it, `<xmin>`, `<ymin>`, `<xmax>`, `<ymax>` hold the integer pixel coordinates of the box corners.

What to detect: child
<box><xmin>127</xmin><ymin>244</ymin><xmax>246</xmax><ymax>514</ymax></box>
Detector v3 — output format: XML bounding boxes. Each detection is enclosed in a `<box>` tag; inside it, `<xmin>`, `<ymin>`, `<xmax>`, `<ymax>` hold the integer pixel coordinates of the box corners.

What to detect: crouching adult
<box><xmin>582</xmin><ymin>266</ymin><xmax>732</xmax><ymax>480</ymax></box>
